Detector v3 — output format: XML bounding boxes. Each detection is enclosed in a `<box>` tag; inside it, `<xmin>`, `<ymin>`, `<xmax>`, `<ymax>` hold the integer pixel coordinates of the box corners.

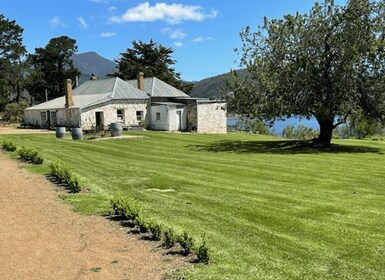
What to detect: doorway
<box><xmin>95</xmin><ymin>112</ymin><xmax>104</xmax><ymax>129</ymax></box>
<box><xmin>176</xmin><ymin>111</ymin><xmax>182</xmax><ymax>131</ymax></box>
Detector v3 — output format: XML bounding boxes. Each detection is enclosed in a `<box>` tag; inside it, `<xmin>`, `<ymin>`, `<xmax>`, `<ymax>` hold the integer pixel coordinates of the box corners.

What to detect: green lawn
<box><xmin>2</xmin><ymin>131</ymin><xmax>385</xmax><ymax>279</ymax></box>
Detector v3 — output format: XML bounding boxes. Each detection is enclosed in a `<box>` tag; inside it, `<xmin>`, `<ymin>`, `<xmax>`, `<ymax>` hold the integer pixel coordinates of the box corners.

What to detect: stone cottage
<box><xmin>24</xmin><ymin>73</ymin><xmax>227</xmax><ymax>133</ymax></box>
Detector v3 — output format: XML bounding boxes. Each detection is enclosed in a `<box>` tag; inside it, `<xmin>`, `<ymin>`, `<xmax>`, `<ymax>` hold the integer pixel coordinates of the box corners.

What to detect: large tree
<box><xmin>0</xmin><ymin>14</ymin><xmax>27</xmax><ymax>108</ymax></box>
<box><xmin>115</xmin><ymin>39</ymin><xmax>192</xmax><ymax>94</ymax></box>
<box><xmin>228</xmin><ymin>0</ymin><xmax>385</xmax><ymax>146</ymax></box>
<box><xmin>27</xmin><ymin>36</ymin><xmax>80</xmax><ymax>102</ymax></box>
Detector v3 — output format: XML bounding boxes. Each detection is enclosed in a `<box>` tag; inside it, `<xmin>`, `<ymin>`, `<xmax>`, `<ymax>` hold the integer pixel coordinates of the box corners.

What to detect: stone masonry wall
<box><xmin>197</xmin><ymin>102</ymin><xmax>227</xmax><ymax>133</ymax></box>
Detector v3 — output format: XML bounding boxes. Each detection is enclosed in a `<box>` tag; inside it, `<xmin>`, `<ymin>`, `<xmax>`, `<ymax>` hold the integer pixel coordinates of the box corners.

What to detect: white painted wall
<box><xmin>150</xmin><ymin>105</ymin><xmax>169</xmax><ymax>130</ymax></box>
<box><xmin>24</xmin><ymin>108</ymin><xmax>81</xmax><ymax>128</ymax></box>
<box><xmin>150</xmin><ymin>104</ymin><xmax>187</xmax><ymax>131</ymax></box>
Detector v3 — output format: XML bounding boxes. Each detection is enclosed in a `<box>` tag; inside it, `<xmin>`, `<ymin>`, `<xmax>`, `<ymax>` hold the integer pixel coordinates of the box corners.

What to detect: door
<box><xmin>95</xmin><ymin>112</ymin><xmax>104</xmax><ymax>129</ymax></box>
<box><xmin>176</xmin><ymin>111</ymin><xmax>182</xmax><ymax>131</ymax></box>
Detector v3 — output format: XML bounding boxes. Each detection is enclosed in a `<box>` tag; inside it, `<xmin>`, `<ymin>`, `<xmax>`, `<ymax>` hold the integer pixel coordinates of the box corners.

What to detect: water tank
<box><xmin>55</xmin><ymin>127</ymin><xmax>66</xmax><ymax>139</ymax></box>
<box><xmin>110</xmin><ymin>123</ymin><xmax>123</xmax><ymax>137</ymax></box>
<box><xmin>71</xmin><ymin>127</ymin><xmax>83</xmax><ymax>140</ymax></box>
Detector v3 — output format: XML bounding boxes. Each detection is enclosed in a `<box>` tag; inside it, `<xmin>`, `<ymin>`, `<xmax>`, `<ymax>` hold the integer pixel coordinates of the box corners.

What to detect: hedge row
<box><xmin>49</xmin><ymin>160</ymin><xmax>82</xmax><ymax>193</ymax></box>
<box><xmin>1</xmin><ymin>139</ymin><xmax>44</xmax><ymax>165</ymax></box>
<box><xmin>110</xmin><ymin>196</ymin><xmax>210</xmax><ymax>264</ymax></box>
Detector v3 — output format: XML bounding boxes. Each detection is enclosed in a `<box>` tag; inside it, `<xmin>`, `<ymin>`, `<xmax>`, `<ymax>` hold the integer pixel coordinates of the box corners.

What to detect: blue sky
<box><xmin>2</xmin><ymin>1</ymin><xmax>344</xmax><ymax>81</ymax></box>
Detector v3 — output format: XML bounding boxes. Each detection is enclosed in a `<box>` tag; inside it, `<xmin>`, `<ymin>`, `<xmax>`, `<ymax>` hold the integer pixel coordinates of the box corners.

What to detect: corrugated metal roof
<box><xmin>127</xmin><ymin>77</ymin><xmax>190</xmax><ymax>98</ymax></box>
<box><xmin>26</xmin><ymin>77</ymin><xmax>148</xmax><ymax>111</ymax></box>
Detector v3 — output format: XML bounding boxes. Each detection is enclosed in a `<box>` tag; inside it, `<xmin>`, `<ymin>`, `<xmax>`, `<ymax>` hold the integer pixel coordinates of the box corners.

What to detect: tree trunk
<box><xmin>16</xmin><ymin>85</ymin><xmax>20</xmax><ymax>103</ymax></box>
<box><xmin>315</xmin><ymin>118</ymin><xmax>334</xmax><ymax>146</ymax></box>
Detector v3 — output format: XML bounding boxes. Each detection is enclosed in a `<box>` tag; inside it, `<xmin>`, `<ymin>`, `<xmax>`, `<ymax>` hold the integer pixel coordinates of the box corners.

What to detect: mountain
<box><xmin>190</xmin><ymin>69</ymin><xmax>248</xmax><ymax>99</ymax></box>
<box><xmin>71</xmin><ymin>51</ymin><xmax>244</xmax><ymax>100</ymax></box>
<box><xmin>71</xmin><ymin>52</ymin><xmax>117</xmax><ymax>83</ymax></box>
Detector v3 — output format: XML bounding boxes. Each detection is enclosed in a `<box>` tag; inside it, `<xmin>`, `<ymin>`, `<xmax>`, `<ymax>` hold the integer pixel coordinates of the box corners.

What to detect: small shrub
<box><xmin>49</xmin><ymin>159</ymin><xmax>81</xmax><ymax>193</ymax></box>
<box><xmin>18</xmin><ymin>146</ymin><xmax>44</xmax><ymax>164</ymax></box>
<box><xmin>178</xmin><ymin>231</ymin><xmax>195</xmax><ymax>256</ymax></box>
<box><xmin>110</xmin><ymin>196</ymin><xmax>142</xmax><ymax>221</ymax></box>
<box><xmin>197</xmin><ymin>239</ymin><xmax>210</xmax><ymax>264</ymax></box>
<box><xmin>1</xmin><ymin>139</ymin><xmax>17</xmax><ymax>151</ymax></box>
<box><xmin>134</xmin><ymin>214</ymin><xmax>149</xmax><ymax>233</ymax></box>
<box><xmin>148</xmin><ymin>220</ymin><xmax>163</xmax><ymax>241</ymax></box>
<box><xmin>163</xmin><ymin>227</ymin><xmax>177</xmax><ymax>248</ymax></box>
<box><xmin>67</xmin><ymin>171</ymin><xmax>81</xmax><ymax>193</ymax></box>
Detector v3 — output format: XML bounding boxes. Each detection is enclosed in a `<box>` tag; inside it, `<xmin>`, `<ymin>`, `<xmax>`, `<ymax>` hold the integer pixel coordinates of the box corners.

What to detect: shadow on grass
<box><xmin>188</xmin><ymin>140</ymin><xmax>382</xmax><ymax>154</ymax></box>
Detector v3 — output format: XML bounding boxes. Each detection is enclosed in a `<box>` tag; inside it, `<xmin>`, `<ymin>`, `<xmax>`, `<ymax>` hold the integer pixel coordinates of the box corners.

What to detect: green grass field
<box><xmin>1</xmin><ymin>131</ymin><xmax>385</xmax><ymax>279</ymax></box>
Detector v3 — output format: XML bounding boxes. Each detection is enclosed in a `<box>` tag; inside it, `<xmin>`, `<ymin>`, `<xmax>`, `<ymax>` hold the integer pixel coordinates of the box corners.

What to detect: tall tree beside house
<box><xmin>115</xmin><ymin>39</ymin><xmax>193</xmax><ymax>94</ymax></box>
<box><xmin>27</xmin><ymin>36</ymin><xmax>80</xmax><ymax>102</ymax></box>
<box><xmin>227</xmin><ymin>0</ymin><xmax>385</xmax><ymax>146</ymax></box>
<box><xmin>0</xmin><ymin>14</ymin><xmax>27</xmax><ymax>110</ymax></box>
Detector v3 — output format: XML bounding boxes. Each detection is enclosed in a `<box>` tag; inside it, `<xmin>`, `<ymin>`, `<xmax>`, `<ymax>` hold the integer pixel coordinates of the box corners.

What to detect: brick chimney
<box><xmin>65</xmin><ymin>79</ymin><xmax>73</xmax><ymax>108</ymax></box>
<box><xmin>137</xmin><ymin>72</ymin><xmax>144</xmax><ymax>91</ymax></box>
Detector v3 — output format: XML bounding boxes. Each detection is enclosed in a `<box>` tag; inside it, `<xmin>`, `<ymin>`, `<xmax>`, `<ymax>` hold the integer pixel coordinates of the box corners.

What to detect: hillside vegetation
<box><xmin>190</xmin><ymin>69</ymin><xmax>248</xmax><ymax>98</ymax></box>
<box><xmin>2</xmin><ymin>132</ymin><xmax>385</xmax><ymax>279</ymax></box>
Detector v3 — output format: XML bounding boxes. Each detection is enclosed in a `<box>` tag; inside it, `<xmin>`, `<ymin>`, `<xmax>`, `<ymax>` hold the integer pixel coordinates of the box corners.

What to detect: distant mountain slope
<box><xmin>72</xmin><ymin>52</ymin><xmax>117</xmax><ymax>83</ymax></box>
<box><xmin>190</xmin><ymin>69</ymin><xmax>248</xmax><ymax>98</ymax></box>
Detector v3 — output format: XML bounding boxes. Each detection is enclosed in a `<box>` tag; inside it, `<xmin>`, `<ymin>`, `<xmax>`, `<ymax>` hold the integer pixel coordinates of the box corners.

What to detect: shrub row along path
<box><xmin>0</xmin><ymin>146</ymin><xmax>174</xmax><ymax>279</ymax></box>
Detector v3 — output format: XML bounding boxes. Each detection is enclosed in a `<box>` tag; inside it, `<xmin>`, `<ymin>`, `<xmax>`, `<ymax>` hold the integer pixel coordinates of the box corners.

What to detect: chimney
<box><xmin>137</xmin><ymin>72</ymin><xmax>144</xmax><ymax>91</ymax></box>
<box><xmin>65</xmin><ymin>79</ymin><xmax>73</xmax><ymax>108</ymax></box>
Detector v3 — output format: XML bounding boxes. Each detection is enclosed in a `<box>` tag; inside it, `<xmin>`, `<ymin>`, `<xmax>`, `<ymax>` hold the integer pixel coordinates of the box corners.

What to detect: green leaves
<box><xmin>228</xmin><ymin>0</ymin><xmax>385</xmax><ymax>145</ymax></box>
<box><xmin>115</xmin><ymin>39</ymin><xmax>192</xmax><ymax>94</ymax></box>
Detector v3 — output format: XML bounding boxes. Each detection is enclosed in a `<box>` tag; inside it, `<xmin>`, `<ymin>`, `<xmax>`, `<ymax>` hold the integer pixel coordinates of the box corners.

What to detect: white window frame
<box><xmin>136</xmin><ymin>111</ymin><xmax>143</xmax><ymax>122</ymax></box>
<box><xmin>117</xmin><ymin>109</ymin><xmax>124</xmax><ymax>122</ymax></box>
<box><xmin>40</xmin><ymin>111</ymin><xmax>47</xmax><ymax>122</ymax></box>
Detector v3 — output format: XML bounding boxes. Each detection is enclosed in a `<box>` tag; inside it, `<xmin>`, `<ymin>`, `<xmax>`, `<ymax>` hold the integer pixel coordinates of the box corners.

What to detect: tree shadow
<box><xmin>188</xmin><ymin>140</ymin><xmax>382</xmax><ymax>155</ymax></box>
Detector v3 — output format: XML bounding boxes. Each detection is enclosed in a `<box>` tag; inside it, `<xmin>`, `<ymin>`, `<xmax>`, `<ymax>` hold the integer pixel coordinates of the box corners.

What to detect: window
<box><xmin>50</xmin><ymin>111</ymin><xmax>57</xmax><ymax>126</ymax></box>
<box><xmin>117</xmin><ymin>109</ymin><xmax>124</xmax><ymax>121</ymax></box>
<box><xmin>136</xmin><ymin>111</ymin><xmax>143</xmax><ymax>121</ymax></box>
<box><xmin>156</xmin><ymin>112</ymin><xmax>161</xmax><ymax>121</ymax></box>
<box><xmin>40</xmin><ymin>111</ymin><xmax>47</xmax><ymax>122</ymax></box>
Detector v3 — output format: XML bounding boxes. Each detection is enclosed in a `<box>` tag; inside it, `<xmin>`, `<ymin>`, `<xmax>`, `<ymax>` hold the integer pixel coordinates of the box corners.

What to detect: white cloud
<box><xmin>108</xmin><ymin>6</ymin><xmax>117</xmax><ymax>14</ymax></box>
<box><xmin>174</xmin><ymin>41</ymin><xmax>184</xmax><ymax>47</ymax></box>
<box><xmin>110</xmin><ymin>2</ymin><xmax>218</xmax><ymax>24</ymax></box>
<box><xmin>78</xmin><ymin>17</ymin><xmax>89</xmax><ymax>29</ymax></box>
<box><xmin>50</xmin><ymin>16</ymin><xmax>65</xmax><ymax>27</ymax></box>
<box><xmin>192</xmin><ymin>36</ymin><xmax>213</xmax><ymax>43</ymax></box>
<box><xmin>161</xmin><ymin>27</ymin><xmax>186</xmax><ymax>39</ymax></box>
<box><xmin>170</xmin><ymin>29</ymin><xmax>186</xmax><ymax>39</ymax></box>
<box><xmin>100</xmin><ymin>32</ymin><xmax>117</xmax><ymax>37</ymax></box>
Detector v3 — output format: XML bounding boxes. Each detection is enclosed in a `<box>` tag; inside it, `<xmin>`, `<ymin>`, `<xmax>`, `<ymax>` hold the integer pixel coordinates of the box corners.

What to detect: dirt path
<box><xmin>0</xmin><ymin>152</ymin><xmax>176</xmax><ymax>280</ymax></box>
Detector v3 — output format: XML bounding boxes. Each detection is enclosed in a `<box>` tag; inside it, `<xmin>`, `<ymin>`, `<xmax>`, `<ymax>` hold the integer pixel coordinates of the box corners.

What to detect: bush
<box><xmin>197</xmin><ymin>239</ymin><xmax>210</xmax><ymax>264</ymax></box>
<box><xmin>3</xmin><ymin>100</ymin><xmax>29</xmax><ymax>123</ymax></box>
<box><xmin>18</xmin><ymin>146</ymin><xmax>44</xmax><ymax>164</ymax></box>
<box><xmin>163</xmin><ymin>227</ymin><xmax>177</xmax><ymax>248</ymax></box>
<box><xmin>148</xmin><ymin>220</ymin><xmax>163</xmax><ymax>241</ymax></box>
<box><xmin>178</xmin><ymin>231</ymin><xmax>195</xmax><ymax>256</ymax></box>
<box><xmin>49</xmin><ymin>160</ymin><xmax>82</xmax><ymax>193</ymax></box>
<box><xmin>134</xmin><ymin>214</ymin><xmax>149</xmax><ymax>233</ymax></box>
<box><xmin>110</xmin><ymin>196</ymin><xmax>142</xmax><ymax>221</ymax></box>
<box><xmin>1</xmin><ymin>139</ymin><xmax>17</xmax><ymax>151</ymax></box>
<box><xmin>282</xmin><ymin>124</ymin><xmax>318</xmax><ymax>140</ymax></box>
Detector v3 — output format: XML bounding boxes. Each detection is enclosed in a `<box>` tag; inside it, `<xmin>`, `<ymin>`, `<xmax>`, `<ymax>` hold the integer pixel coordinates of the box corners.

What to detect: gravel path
<box><xmin>0</xmin><ymin>152</ymin><xmax>175</xmax><ymax>280</ymax></box>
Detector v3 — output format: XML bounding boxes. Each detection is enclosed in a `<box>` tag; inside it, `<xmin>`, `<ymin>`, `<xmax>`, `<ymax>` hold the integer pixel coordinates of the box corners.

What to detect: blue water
<box><xmin>228</xmin><ymin>117</ymin><xmax>319</xmax><ymax>136</ymax></box>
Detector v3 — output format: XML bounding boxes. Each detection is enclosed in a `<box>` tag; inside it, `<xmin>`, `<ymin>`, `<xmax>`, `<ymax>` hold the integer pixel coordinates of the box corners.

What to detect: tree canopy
<box><xmin>227</xmin><ymin>0</ymin><xmax>385</xmax><ymax>146</ymax></box>
<box><xmin>115</xmin><ymin>39</ymin><xmax>192</xmax><ymax>94</ymax></box>
<box><xmin>0</xmin><ymin>14</ymin><xmax>27</xmax><ymax>108</ymax></box>
<box><xmin>27</xmin><ymin>36</ymin><xmax>80</xmax><ymax>102</ymax></box>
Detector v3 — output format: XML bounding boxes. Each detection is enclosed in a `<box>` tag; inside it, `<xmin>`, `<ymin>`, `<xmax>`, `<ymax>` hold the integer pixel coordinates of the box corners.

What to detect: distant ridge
<box><xmin>190</xmin><ymin>69</ymin><xmax>248</xmax><ymax>99</ymax></box>
<box><xmin>71</xmin><ymin>51</ymin><xmax>245</xmax><ymax>99</ymax></box>
<box><xmin>71</xmin><ymin>52</ymin><xmax>117</xmax><ymax>83</ymax></box>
